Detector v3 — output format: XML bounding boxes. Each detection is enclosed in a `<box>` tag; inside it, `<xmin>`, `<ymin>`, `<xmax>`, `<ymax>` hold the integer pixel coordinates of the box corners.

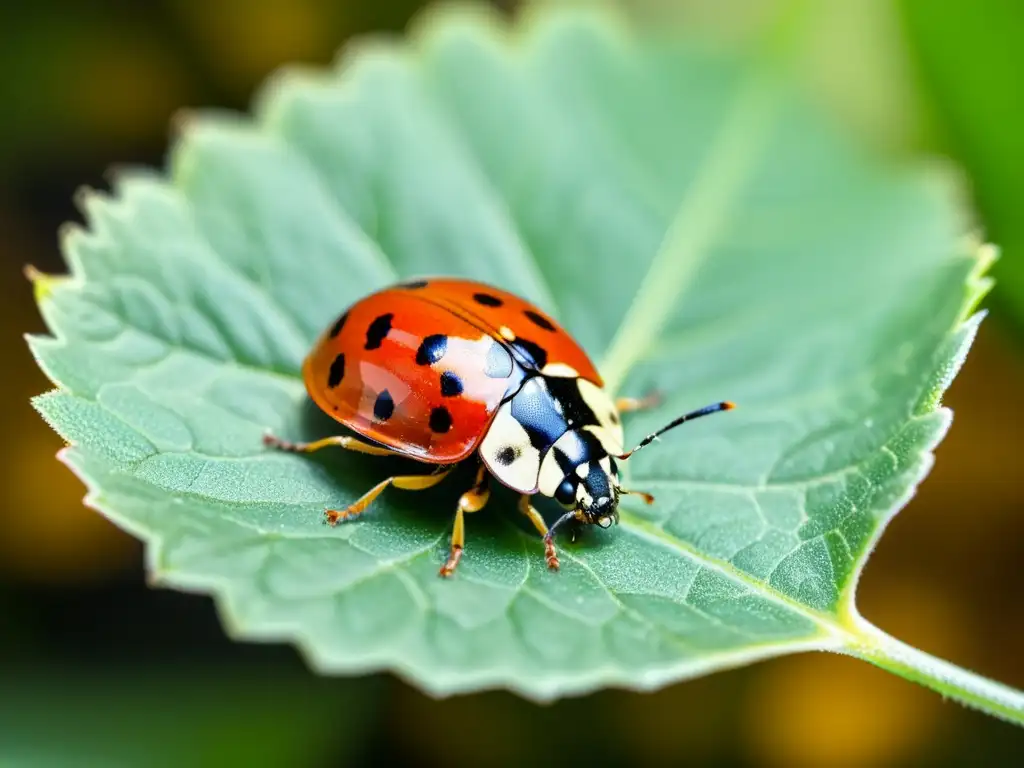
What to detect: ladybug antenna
<box><xmin>615</xmin><ymin>401</ymin><xmax>735</xmax><ymax>460</ymax></box>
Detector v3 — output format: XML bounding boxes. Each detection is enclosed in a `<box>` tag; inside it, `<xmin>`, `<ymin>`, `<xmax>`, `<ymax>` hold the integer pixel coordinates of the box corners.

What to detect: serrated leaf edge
<box><xmin>23</xmin><ymin>3</ymin><xmax>1020</xmax><ymax>715</ymax></box>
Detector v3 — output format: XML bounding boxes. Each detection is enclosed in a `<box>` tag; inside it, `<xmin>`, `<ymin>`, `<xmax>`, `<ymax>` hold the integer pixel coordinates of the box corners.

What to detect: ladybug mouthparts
<box><xmin>575</xmin><ymin>460</ymin><xmax>621</xmax><ymax>529</ymax></box>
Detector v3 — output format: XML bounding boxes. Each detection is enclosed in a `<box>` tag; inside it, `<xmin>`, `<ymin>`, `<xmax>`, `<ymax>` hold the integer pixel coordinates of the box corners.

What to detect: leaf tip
<box><xmin>29</xmin><ymin>391</ymin><xmax>74</xmax><ymax>453</ymax></box>
<box><xmin>28</xmin><ymin>389</ymin><xmax>57</xmax><ymax>415</ymax></box>
<box><xmin>517</xmin><ymin>0</ymin><xmax>634</xmax><ymax>45</ymax></box>
<box><xmin>23</xmin><ymin>264</ymin><xmax>65</xmax><ymax>303</ymax></box>
<box><xmin>252</xmin><ymin>63</ymin><xmax>331</xmax><ymax>128</ymax></box>
<box><xmin>959</xmin><ymin>239</ymin><xmax>999</xmax><ymax>324</ymax></box>
<box><xmin>54</xmin><ymin>443</ymin><xmax>77</xmax><ymax>467</ymax></box>
<box><xmin>408</xmin><ymin>0</ymin><xmax>508</xmax><ymax>41</ymax></box>
<box><xmin>56</xmin><ymin>220</ymin><xmax>88</xmax><ymax>258</ymax></box>
<box><xmin>71</xmin><ymin>185</ymin><xmax>100</xmax><ymax>216</ymax></box>
<box><xmin>973</xmin><ymin>240</ymin><xmax>999</xmax><ymax>273</ymax></box>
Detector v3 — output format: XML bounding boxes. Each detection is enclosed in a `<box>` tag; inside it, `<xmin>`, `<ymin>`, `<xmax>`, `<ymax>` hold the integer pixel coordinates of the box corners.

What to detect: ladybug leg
<box><xmin>263</xmin><ymin>432</ymin><xmax>401</xmax><ymax>457</ymax></box>
<box><xmin>324</xmin><ymin>467</ymin><xmax>454</xmax><ymax>525</ymax></box>
<box><xmin>440</xmin><ymin>465</ymin><xmax>490</xmax><ymax>578</ymax></box>
<box><xmin>517</xmin><ymin>495</ymin><xmax>561</xmax><ymax>571</ymax></box>
<box><xmin>614</xmin><ymin>391</ymin><xmax>662</xmax><ymax>414</ymax></box>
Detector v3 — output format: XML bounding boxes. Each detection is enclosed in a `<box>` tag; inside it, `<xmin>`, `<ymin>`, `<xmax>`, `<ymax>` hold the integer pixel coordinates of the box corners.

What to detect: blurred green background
<box><xmin>2</xmin><ymin>1</ymin><xmax>1022</xmax><ymax>765</ymax></box>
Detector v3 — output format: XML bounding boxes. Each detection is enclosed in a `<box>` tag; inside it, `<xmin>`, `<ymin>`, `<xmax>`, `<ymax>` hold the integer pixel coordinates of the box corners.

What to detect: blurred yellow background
<box><xmin>2</xmin><ymin>1</ymin><xmax>1022</xmax><ymax>765</ymax></box>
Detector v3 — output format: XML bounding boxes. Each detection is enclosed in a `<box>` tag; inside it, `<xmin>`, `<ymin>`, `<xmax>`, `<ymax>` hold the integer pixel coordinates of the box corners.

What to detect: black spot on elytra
<box><xmin>511</xmin><ymin>338</ymin><xmax>548</xmax><ymax>369</ymax></box>
<box><xmin>429</xmin><ymin>406</ymin><xmax>453</xmax><ymax>433</ymax></box>
<box><xmin>329</xmin><ymin>311</ymin><xmax>349</xmax><ymax>338</ymax></box>
<box><xmin>495</xmin><ymin>445</ymin><xmax>520</xmax><ymax>466</ymax></box>
<box><xmin>473</xmin><ymin>292</ymin><xmax>503</xmax><ymax>307</ymax></box>
<box><xmin>327</xmin><ymin>353</ymin><xmax>345</xmax><ymax>388</ymax></box>
<box><xmin>365</xmin><ymin>313</ymin><xmax>393</xmax><ymax>350</ymax></box>
<box><xmin>374</xmin><ymin>390</ymin><xmax>394</xmax><ymax>421</ymax></box>
<box><xmin>416</xmin><ymin>334</ymin><xmax>448</xmax><ymax>366</ymax></box>
<box><xmin>484</xmin><ymin>340</ymin><xmax>513</xmax><ymax>378</ymax></box>
<box><xmin>399</xmin><ymin>279</ymin><xmax>428</xmax><ymax>289</ymax></box>
<box><xmin>524</xmin><ymin>309</ymin><xmax>555</xmax><ymax>331</ymax></box>
<box><xmin>610</xmin><ymin>411</ymin><xmax>620</xmax><ymax>425</ymax></box>
<box><xmin>440</xmin><ymin>371</ymin><xmax>463</xmax><ymax>397</ymax></box>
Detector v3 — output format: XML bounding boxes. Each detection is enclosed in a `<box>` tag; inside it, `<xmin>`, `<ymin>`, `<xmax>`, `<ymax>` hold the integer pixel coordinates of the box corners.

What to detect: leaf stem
<box><xmin>844</xmin><ymin>616</ymin><xmax>1024</xmax><ymax>726</ymax></box>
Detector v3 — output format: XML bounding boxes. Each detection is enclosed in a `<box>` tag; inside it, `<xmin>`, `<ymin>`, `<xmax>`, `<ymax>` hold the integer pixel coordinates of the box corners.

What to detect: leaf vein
<box><xmin>619</xmin><ymin>512</ymin><xmax>841</xmax><ymax>636</ymax></box>
<box><xmin>599</xmin><ymin>74</ymin><xmax>779</xmax><ymax>393</ymax></box>
<box><xmin>558</xmin><ymin>549</ymin><xmax>703</xmax><ymax>654</ymax></box>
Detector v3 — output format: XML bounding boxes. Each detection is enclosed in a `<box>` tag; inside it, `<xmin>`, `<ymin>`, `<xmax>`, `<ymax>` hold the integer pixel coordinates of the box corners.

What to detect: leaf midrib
<box><xmin>619</xmin><ymin>511</ymin><xmax>846</xmax><ymax>638</ymax></box>
<box><xmin>599</xmin><ymin>72</ymin><xmax>779</xmax><ymax>394</ymax></box>
<box><xmin>554</xmin><ymin>544</ymin><xmax>791</xmax><ymax>649</ymax></box>
<box><xmin>577</xmin><ymin>68</ymin><xmax>849</xmax><ymax>634</ymax></box>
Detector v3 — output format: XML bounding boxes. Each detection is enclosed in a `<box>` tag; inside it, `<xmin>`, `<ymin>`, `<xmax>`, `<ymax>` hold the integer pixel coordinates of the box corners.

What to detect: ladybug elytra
<box><xmin>264</xmin><ymin>278</ymin><xmax>733</xmax><ymax>577</ymax></box>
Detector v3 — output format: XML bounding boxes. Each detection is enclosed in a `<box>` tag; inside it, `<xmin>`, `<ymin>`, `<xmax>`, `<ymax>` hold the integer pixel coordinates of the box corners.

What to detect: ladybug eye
<box><xmin>555</xmin><ymin>478</ymin><xmax>576</xmax><ymax>507</ymax></box>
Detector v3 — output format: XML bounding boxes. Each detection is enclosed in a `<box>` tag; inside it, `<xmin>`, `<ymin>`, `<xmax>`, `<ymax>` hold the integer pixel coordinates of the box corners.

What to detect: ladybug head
<box><xmin>580</xmin><ymin>461</ymin><xmax>621</xmax><ymax>529</ymax></box>
<box><xmin>545</xmin><ymin>400</ymin><xmax>736</xmax><ymax>544</ymax></box>
<box><xmin>552</xmin><ymin>457</ymin><xmax>621</xmax><ymax>530</ymax></box>
<box><xmin>577</xmin><ymin>458</ymin><xmax>621</xmax><ymax>529</ymax></box>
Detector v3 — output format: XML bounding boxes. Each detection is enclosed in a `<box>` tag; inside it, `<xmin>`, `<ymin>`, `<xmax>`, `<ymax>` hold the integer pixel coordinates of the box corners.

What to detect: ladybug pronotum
<box><xmin>264</xmin><ymin>278</ymin><xmax>733</xmax><ymax>577</ymax></box>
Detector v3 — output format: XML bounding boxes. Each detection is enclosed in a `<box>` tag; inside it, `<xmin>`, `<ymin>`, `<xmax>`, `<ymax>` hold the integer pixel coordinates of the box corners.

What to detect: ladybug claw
<box><xmin>543</xmin><ymin>539</ymin><xmax>560</xmax><ymax>571</ymax></box>
<box><xmin>263</xmin><ymin>431</ymin><xmax>292</xmax><ymax>451</ymax></box>
<box><xmin>324</xmin><ymin>509</ymin><xmax>348</xmax><ymax>525</ymax></box>
<box><xmin>439</xmin><ymin>546</ymin><xmax>463</xmax><ymax>578</ymax></box>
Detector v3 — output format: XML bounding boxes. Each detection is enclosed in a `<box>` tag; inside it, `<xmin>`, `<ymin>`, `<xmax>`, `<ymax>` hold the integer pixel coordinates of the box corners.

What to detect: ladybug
<box><xmin>264</xmin><ymin>278</ymin><xmax>734</xmax><ymax>577</ymax></box>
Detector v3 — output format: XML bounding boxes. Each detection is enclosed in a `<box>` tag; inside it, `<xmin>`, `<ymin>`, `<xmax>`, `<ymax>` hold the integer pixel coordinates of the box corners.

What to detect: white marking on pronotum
<box><xmin>576</xmin><ymin>378</ymin><xmax>625</xmax><ymax>453</ymax></box>
<box><xmin>538</xmin><ymin>448</ymin><xmax>566</xmax><ymax>498</ymax></box>
<box><xmin>479</xmin><ymin>402</ymin><xmax>540</xmax><ymax>493</ymax></box>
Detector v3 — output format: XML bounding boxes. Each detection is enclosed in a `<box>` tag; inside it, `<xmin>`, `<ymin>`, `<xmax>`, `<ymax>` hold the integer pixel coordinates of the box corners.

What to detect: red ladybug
<box><xmin>264</xmin><ymin>278</ymin><xmax>733</xmax><ymax>577</ymax></box>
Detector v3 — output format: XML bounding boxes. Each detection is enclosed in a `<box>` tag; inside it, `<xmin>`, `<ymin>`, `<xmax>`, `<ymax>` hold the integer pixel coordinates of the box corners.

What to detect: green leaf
<box><xmin>26</xmin><ymin>3</ymin><xmax>1023</xmax><ymax>721</ymax></box>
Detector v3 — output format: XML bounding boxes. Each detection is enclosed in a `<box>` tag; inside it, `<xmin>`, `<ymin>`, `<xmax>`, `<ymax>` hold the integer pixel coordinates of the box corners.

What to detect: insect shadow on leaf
<box><xmin>291</xmin><ymin>392</ymin><xmax>599</xmax><ymax>551</ymax></box>
<box><xmin>292</xmin><ymin>393</ymin><xmax>482</xmax><ymax>521</ymax></box>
